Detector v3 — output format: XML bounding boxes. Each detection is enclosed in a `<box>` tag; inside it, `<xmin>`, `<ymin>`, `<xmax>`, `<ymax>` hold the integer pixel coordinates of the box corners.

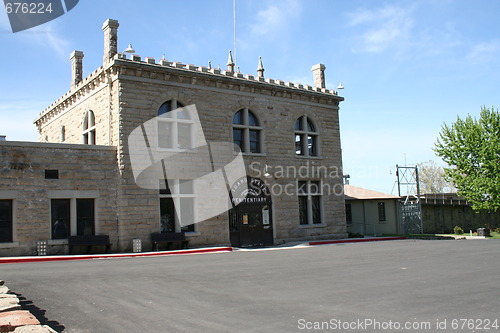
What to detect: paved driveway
<box><xmin>2</xmin><ymin>240</ymin><xmax>500</xmax><ymax>332</ymax></box>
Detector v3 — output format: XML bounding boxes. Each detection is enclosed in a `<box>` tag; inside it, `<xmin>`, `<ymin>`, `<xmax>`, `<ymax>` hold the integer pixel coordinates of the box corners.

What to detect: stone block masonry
<box><xmin>0</xmin><ymin>141</ymin><xmax>117</xmax><ymax>257</ymax></box>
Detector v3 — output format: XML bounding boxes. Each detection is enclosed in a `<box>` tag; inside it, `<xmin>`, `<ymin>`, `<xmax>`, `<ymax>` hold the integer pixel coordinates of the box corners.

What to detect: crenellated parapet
<box><xmin>112</xmin><ymin>53</ymin><xmax>343</xmax><ymax>102</ymax></box>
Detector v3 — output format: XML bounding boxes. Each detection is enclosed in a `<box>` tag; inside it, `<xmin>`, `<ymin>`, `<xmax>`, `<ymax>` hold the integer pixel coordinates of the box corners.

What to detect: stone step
<box><xmin>0</xmin><ymin>310</ymin><xmax>40</xmax><ymax>332</ymax></box>
<box><xmin>0</xmin><ymin>297</ymin><xmax>21</xmax><ymax>312</ymax></box>
<box><xmin>14</xmin><ymin>325</ymin><xmax>58</xmax><ymax>333</ymax></box>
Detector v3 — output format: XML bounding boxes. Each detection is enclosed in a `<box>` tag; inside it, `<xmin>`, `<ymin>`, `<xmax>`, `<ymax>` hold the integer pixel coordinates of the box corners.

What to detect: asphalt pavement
<box><xmin>2</xmin><ymin>239</ymin><xmax>500</xmax><ymax>332</ymax></box>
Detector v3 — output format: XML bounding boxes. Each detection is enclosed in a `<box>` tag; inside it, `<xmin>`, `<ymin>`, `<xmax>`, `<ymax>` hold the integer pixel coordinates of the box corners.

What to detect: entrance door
<box><xmin>230</xmin><ymin>204</ymin><xmax>273</xmax><ymax>247</ymax></box>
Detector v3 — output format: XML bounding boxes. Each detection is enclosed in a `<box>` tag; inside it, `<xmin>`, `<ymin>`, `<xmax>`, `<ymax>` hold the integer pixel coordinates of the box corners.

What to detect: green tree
<box><xmin>417</xmin><ymin>160</ymin><xmax>456</xmax><ymax>194</ymax></box>
<box><xmin>434</xmin><ymin>107</ymin><xmax>500</xmax><ymax>212</ymax></box>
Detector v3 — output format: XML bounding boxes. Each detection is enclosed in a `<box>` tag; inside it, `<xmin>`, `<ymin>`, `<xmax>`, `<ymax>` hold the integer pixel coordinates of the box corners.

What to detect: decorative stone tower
<box><xmin>257</xmin><ymin>57</ymin><xmax>265</xmax><ymax>78</ymax></box>
<box><xmin>70</xmin><ymin>50</ymin><xmax>84</xmax><ymax>89</ymax></box>
<box><xmin>226</xmin><ymin>50</ymin><xmax>235</xmax><ymax>73</ymax></box>
<box><xmin>311</xmin><ymin>63</ymin><xmax>326</xmax><ymax>89</ymax></box>
<box><xmin>102</xmin><ymin>19</ymin><xmax>119</xmax><ymax>65</ymax></box>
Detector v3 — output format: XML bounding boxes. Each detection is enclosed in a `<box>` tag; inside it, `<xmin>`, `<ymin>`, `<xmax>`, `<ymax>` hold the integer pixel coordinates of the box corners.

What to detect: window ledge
<box><xmin>0</xmin><ymin>242</ymin><xmax>20</xmax><ymax>249</ymax></box>
<box><xmin>48</xmin><ymin>239</ymin><xmax>69</xmax><ymax>245</ymax></box>
<box><xmin>295</xmin><ymin>155</ymin><xmax>323</xmax><ymax>160</ymax></box>
<box><xmin>185</xmin><ymin>232</ymin><xmax>201</xmax><ymax>237</ymax></box>
<box><xmin>299</xmin><ymin>223</ymin><xmax>326</xmax><ymax>229</ymax></box>
<box><xmin>238</xmin><ymin>152</ymin><xmax>267</xmax><ymax>157</ymax></box>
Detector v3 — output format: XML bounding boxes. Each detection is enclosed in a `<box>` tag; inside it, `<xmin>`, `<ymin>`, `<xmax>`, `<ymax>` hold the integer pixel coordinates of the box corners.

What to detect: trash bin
<box><xmin>477</xmin><ymin>228</ymin><xmax>490</xmax><ymax>237</ymax></box>
<box><xmin>132</xmin><ymin>238</ymin><xmax>142</xmax><ymax>253</ymax></box>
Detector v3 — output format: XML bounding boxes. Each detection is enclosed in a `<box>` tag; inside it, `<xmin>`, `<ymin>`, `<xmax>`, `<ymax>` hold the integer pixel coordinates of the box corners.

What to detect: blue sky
<box><xmin>1</xmin><ymin>0</ymin><xmax>500</xmax><ymax>194</ymax></box>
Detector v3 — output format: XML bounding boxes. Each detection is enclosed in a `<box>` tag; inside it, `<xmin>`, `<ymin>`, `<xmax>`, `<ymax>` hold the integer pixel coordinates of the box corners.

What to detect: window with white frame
<box><xmin>157</xmin><ymin>100</ymin><xmax>194</xmax><ymax>150</ymax></box>
<box><xmin>298</xmin><ymin>180</ymin><xmax>322</xmax><ymax>225</ymax></box>
<box><xmin>295</xmin><ymin>116</ymin><xmax>318</xmax><ymax>156</ymax></box>
<box><xmin>159</xmin><ymin>179</ymin><xmax>195</xmax><ymax>233</ymax></box>
<box><xmin>232</xmin><ymin>108</ymin><xmax>262</xmax><ymax>153</ymax></box>
<box><xmin>82</xmin><ymin>111</ymin><xmax>96</xmax><ymax>145</ymax></box>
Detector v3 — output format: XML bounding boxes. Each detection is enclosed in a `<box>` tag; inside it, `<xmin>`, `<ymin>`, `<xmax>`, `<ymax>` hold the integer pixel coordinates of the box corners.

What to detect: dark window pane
<box><xmin>0</xmin><ymin>200</ymin><xmax>13</xmax><ymax>243</ymax></box>
<box><xmin>295</xmin><ymin>134</ymin><xmax>303</xmax><ymax>155</ymax></box>
<box><xmin>298</xmin><ymin>181</ymin><xmax>307</xmax><ymax>194</ymax></box>
<box><xmin>83</xmin><ymin>133</ymin><xmax>88</xmax><ymax>145</ymax></box>
<box><xmin>310</xmin><ymin>181</ymin><xmax>321</xmax><ymax>194</ymax></box>
<box><xmin>378</xmin><ymin>202</ymin><xmax>386</xmax><ymax>222</ymax></box>
<box><xmin>307</xmin><ymin>118</ymin><xmax>315</xmax><ymax>132</ymax></box>
<box><xmin>77</xmin><ymin>199</ymin><xmax>95</xmax><ymax>236</ymax></box>
<box><xmin>248</xmin><ymin>111</ymin><xmax>258</xmax><ymax>126</ymax></box>
<box><xmin>157</xmin><ymin>101</ymin><xmax>171</xmax><ymax>116</ymax></box>
<box><xmin>345</xmin><ymin>204</ymin><xmax>352</xmax><ymax>223</ymax></box>
<box><xmin>249</xmin><ymin>130</ymin><xmax>260</xmax><ymax>153</ymax></box>
<box><xmin>233</xmin><ymin>129</ymin><xmax>243</xmax><ymax>151</ymax></box>
<box><xmin>45</xmin><ymin>170</ymin><xmax>59</xmax><ymax>179</ymax></box>
<box><xmin>160</xmin><ymin>198</ymin><xmax>176</xmax><ymax>233</ymax></box>
<box><xmin>295</xmin><ymin>117</ymin><xmax>303</xmax><ymax>130</ymax></box>
<box><xmin>312</xmin><ymin>196</ymin><xmax>321</xmax><ymax>224</ymax></box>
<box><xmin>308</xmin><ymin>135</ymin><xmax>317</xmax><ymax>156</ymax></box>
<box><xmin>299</xmin><ymin>196</ymin><xmax>308</xmax><ymax>225</ymax></box>
<box><xmin>51</xmin><ymin>199</ymin><xmax>70</xmax><ymax>240</ymax></box>
<box><xmin>233</xmin><ymin>110</ymin><xmax>243</xmax><ymax>124</ymax></box>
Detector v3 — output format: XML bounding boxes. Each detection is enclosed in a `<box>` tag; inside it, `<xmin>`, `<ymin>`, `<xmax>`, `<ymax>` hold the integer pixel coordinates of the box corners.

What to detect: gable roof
<box><xmin>344</xmin><ymin>185</ymin><xmax>400</xmax><ymax>200</ymax></box>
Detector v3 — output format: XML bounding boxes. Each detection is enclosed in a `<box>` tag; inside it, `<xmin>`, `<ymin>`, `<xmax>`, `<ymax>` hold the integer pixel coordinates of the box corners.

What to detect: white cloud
<box><xmin>348</xmin><ymin>5</ymin><xmax>414</xmax><ymax>53</ymax></box>
<box><xmin>249</xmin><ymin>0</ymin><xmax>301</xmax><ymax>38</ymax></box>
<box><xmin>466</xmin><ymin>39</ymin><xmax>500</xmax><ymax>64</ymax></box>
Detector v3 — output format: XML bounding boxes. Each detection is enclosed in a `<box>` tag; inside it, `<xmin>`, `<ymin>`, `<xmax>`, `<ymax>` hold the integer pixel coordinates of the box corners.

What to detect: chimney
<box><xmin>70</xmin><ymin>50</ymin><xmax>84</xmax><ymax>88</ymax></box>
<box><xmin>102</xmin><ymin>19</ymin><xmax>119</xmax><ymax>65</ymax></box>
<box><xmin>311</xmin><ymin>64</ymin><xmax>326</xmax><ymax>89</ymax></box>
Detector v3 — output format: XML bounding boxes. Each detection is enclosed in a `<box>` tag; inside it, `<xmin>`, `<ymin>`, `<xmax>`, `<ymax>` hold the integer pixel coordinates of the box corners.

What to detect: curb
<box><xmin>309</xmin><ymin>236</ymin><xmax>407</xmax><ymax>246</ymax></box>
<box><xmin>0</xmin><ymin>247</ymin><xmax>233</xmax><ymax>265</ymax></box>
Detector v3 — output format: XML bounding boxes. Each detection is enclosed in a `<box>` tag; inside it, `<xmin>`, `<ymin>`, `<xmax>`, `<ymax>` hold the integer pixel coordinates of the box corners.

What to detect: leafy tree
<box><xmin>434</xmin><ymin>107</ymin><xmax>500</xmax><ymax>212</ymax></box>
<box><xmin>417</xmin><ymin>160</ymin><xmax>455</xmax><ymax>194</ymax></box>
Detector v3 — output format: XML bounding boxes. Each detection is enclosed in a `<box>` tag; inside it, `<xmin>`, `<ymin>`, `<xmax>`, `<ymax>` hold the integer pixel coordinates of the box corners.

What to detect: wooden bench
<box><xmin>68</xmin><ymin>235</ymin><xmax>111</xmax><ymax>254</ymax></box>
<box><xmin>151</xmin><ymin>232</ymin><xmax>189</xmax><ymax>251</ymax></box>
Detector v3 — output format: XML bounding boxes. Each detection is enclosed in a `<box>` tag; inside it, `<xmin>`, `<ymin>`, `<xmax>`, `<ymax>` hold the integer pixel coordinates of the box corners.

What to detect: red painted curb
<box><xmin>0</xmin><ymin>247</ymin><xmax>233</xmax><ymax>265</ymax></box>
<box><xmin>309</xmin><ymin>237</ymin><xmax>407</xmax><ymax>246</ymax></box>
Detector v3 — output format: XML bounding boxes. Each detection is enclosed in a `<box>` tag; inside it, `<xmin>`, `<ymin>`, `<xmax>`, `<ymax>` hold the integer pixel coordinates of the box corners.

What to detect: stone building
<box><xmin>0</xmin><ymin>19</ymin><xmax>346</xmax><ymax>256</ymax></box>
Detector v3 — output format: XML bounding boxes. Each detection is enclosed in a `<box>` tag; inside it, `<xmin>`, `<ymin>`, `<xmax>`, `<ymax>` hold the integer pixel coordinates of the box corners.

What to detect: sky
<box><xmin>1</xmin><ymin>0</ymin><xmax>500</xmax><ymax>195</ymax></box>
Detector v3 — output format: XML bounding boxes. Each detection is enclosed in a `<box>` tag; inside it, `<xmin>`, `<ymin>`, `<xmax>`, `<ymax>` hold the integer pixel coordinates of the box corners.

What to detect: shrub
<box><xmin>454</xmin><ymin>226</ymin><xmax>464</xmax><ymax>235</ymax></box>
<box><xmin>495</xmin><ymin>227</ymin><xmax>500</xmax><ymax>233</ymax></box>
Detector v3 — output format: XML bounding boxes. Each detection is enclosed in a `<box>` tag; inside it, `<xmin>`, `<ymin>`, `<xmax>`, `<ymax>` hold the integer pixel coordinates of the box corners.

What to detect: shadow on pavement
<box><xmin>14</xmin><ymin>292</ymin><xmax>66</xmax><ymax>332</ymax></box>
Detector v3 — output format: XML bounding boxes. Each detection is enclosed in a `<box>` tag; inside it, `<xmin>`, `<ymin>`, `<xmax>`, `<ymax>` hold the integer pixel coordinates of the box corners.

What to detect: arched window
<box><xmin>157</xmin><ymin>100</ymin><xmax>192</xmax><ymax>149</ymax></box>
<box><xmin>295</xmin><ymin>116</ymin><xmax>318</xmax><ymax>156</ymax></box>
<box><xmin>82</xmin><ymin>111</ymin><xmax>96</xmax><ymax>145</ymax></box>
<box><xmin>232</xmin><ymin>109</ymin><xmax>262</xmax><ymax>153</ymax></box>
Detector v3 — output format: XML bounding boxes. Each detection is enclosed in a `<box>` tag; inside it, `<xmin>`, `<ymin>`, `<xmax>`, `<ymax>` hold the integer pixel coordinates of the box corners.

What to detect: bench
<box><xmin>68</xmin><ymin>235</ymin><xmax>111</xmax><ymax>254</ymax></box>
<box><xmin>151</xmin><ymin>232</ymin><xmax>189</xmax><ymax>251</ymax></box>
